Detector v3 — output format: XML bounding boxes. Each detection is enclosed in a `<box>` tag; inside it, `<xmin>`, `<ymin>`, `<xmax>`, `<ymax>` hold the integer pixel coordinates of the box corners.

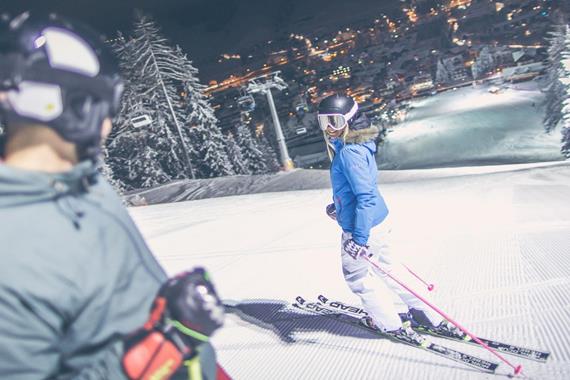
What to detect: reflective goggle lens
<box><xmin>318</xmin><ymin>114</ymin><xmax>347</xmax><ymax>132</ymax></box>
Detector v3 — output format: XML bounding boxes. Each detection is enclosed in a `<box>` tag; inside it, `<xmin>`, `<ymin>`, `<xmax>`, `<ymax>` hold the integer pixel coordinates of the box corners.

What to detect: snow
<box><xmin>379</xmin><ymin>84</ymin><xmax>565</xmax><ymax>170</ymax></box>
<box><xmin>563</xmin><ymin>58</ymin><xmax>570</xmax><ymax>76</ymax></box>
<box><xmin>122</xmin><ymin>79</ymin><xmax>570</xmax><ymax>378</ymax></box>
<box><xmin>129</xmin><ymin>160</ymin><xmax>570</xmax><ymax>379</ymax></box>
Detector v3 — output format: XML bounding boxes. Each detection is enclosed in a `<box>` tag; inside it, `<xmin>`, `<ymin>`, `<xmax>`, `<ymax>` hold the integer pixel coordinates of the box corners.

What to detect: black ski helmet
<box><xmin>317</xmin><ymin>94</ymin><xmax>359</xmax><ymax>133</ymax></box>
<box><xmin>0</xmin><ymin>12</ymin><xmax>124</xmax><ymax>160</ymax></box>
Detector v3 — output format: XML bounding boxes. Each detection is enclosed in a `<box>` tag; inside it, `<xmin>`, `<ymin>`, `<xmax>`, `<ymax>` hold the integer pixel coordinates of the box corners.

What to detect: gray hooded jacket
<box><xmin>0</xmin><ymin>162</ymin><xmax>194</xmax><ymax>379</ymax></box>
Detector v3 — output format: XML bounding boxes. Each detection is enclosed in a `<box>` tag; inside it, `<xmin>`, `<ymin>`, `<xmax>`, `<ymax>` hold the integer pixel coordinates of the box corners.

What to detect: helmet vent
<box><xmin>7</xmin><ymin>81</ymin><xmax>63</xmax><ymax>121</ymax></box>
<box><xmin>34</xmin><ymin>35</ymin><xmax>47</xmax><ymax>48</ymax></box>
<box><xmin>42</xmin><ymin>27</ymin><xmax>100</xmax><ymax>77</ymax></box>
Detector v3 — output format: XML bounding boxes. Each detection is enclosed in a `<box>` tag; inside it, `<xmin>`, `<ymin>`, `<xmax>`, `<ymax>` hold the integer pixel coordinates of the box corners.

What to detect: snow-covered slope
<box><xmin>126</xmin><ymin>161</ymin><xmax>565</xmax><ymax>204</ymax></box>
<box><xmin>127</xmin><ymin>83</ymin><xmax>565</xmax><ymax>206</ymax></box>
<box><xmin>379</xmin><ymin>84</ymin><xmax>565</xmax><ymax>169</ymax></box>
<box><xmin>129</xmin><ymin>161</ymin><xmax>570</xmax><ymax>379</ymax></box>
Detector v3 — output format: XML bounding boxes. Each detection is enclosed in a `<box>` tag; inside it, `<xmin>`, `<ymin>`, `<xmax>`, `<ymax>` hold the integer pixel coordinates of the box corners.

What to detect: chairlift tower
<box><xmin>246</xmin><ymin>71</ymin><xmax>294</xmax><ymax>171</ymax></box>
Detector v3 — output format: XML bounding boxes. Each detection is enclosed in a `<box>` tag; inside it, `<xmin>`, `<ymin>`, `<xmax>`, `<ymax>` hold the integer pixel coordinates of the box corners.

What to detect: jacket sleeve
<box><xmin>339</xmin><ymin>146</ymin><xmax>378</xmax><ymax>245</ymax></box>
<box><xmin>70</xmin><ymin>343</ymin><xmax>130</xmax><ymax>380</ymax></box>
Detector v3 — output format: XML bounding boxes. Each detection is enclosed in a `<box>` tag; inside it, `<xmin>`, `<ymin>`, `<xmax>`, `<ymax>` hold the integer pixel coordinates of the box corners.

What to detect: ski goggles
<box><xmin>317</xmin><ymin>102</ymin><xmax>359</xmax><ymax>133</ymax></box>
<box><xmin>318</xmin><ymin>114</ymin><xmax>348</xmax><ymax>132</ymax></box>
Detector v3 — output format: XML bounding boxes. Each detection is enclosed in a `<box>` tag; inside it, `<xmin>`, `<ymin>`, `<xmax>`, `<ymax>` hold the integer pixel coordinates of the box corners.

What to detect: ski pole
<box><xmin>403</xmin><ymin>264</ymin><xmax>435</xmax><ymax>291</ymax></box>
<box><xmin>363</xmin><ymin>255</ymin><xmax>523</xmax><ymax>376</ymax></box>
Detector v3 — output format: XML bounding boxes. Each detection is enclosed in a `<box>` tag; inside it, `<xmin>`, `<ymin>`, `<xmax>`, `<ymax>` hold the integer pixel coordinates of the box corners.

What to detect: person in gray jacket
<box><xmin>0</xmin><ymin>12</ymin><xmax>229</xmax><ymax>380</ymax></box>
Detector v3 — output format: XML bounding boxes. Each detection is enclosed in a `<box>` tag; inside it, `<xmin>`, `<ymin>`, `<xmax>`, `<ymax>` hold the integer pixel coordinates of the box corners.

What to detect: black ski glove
<box><xmin>122</xmin><ymin>268</ymin><xmax>225</xmax><ymax>380</ymax></box>
<box><xmin>158</xmin><ymin>267</ymin><xmax>225</xmax><ymax>346</ymax></box>
<box><xmin>343</xmin><ymin>239</ymin><xmax>370</xmax><ymax>260</ymax></box>
<box><xmin>326</xmin><ymin>203</ymin><xmax>337</xmax><ymax>221</ymax></box>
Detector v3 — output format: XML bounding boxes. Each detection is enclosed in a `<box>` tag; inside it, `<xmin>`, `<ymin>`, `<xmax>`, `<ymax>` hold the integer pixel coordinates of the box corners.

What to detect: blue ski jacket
<box><xmin>329</xmin><ymin>124</ymin><xmax>389</xmax><ymax>246</ymax></box>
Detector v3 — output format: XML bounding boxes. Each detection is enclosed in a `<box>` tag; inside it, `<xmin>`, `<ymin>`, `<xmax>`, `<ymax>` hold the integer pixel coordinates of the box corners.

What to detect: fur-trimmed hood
<box><xmin>345</xmin><ymin>125</ymin><xmax>380</xmax><ymax>144</ymax></box>
<box><xmin>325</xmin><ymin>113</ymin><xmax>380</xmax><ymax>159</ymax></box>
<box><xmin>344</xmin><ymin>112</ymin><xmax>380</xmax><ymax>144</ymax></box>
<box><xmin>329</xmin><ymin>124</ymin><xmax>380</xmax><ymax>159</ymax></box>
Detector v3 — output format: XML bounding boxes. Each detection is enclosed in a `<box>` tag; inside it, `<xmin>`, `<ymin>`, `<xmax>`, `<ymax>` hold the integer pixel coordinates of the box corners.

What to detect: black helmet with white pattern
<box><xmin>317</xmin><ymin>94</ymin><xmax>359</xmax><ymax>134</ymax></box>
<box><xmin>0</xmin><ymin>12</ymin><xmax>123</xmax><ymax>160</ymax></box>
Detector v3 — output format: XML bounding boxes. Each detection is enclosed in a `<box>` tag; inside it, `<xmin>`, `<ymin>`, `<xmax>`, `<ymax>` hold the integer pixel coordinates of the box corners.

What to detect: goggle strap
<box><xmin>344</xmin><ymin>101</ymin><xmax>359</xmax><ymax>121</ymax></box>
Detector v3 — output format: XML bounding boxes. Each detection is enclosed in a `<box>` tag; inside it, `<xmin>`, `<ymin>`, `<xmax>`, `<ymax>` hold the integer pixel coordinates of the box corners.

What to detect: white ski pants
<box><xmin>341</xmin><ymin>220</ymin><xmax>443</xmax><ymax>332</ymax></box>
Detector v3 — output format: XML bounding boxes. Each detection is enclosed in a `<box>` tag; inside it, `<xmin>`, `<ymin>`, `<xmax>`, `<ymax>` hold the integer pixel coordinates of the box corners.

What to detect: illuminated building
<box><xmin>410</xmin><ymin>73</ymin><xmax>435</xmax><ymax>94</ymax></box>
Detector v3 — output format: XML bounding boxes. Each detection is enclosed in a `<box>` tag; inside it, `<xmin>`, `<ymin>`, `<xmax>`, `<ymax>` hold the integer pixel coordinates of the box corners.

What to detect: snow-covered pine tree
<box><xmin>107</xmin><ymin>119</ymin><xmax>173</xmax><ymax>189</ymax></box>
<box><xmin>257</xmin><ymin>133</ymin><xmax>281</xmax><ymax>173</ymax></box>
<box><xmin>99</xmin><ymin>145</ymin><xmax>125</xmax><ymax>193</ymax></box>
<box><xmin>235</xmin><ymin>124</ymin><xmax>269</xmax><ymax>174</ymax></box>
<box><xmin>106</xmin><ymin>76</ymin><xmax>172</xmax><ymax>190</ymax></box>
<box><xmin>175</xmin><ymin>46</ymin><xmax>234</xmax><ymax>177</ymax></box>
<box><xmin>560</xmin><ymin>25</ymin><xmax>570</xmax><ymax>159</ymax></box>
<box><xmin>562</xmin><ymin>127</ymin><xmax>570</xmax><ymax>158</ymax></box>
<box><xmin>543</xmin><ymin>25</ymin><xmax>567</xmax><ymax>133</ymax></box>
<box><xmin>111</xmin><ymin>13</ymin><xmax>196</xmax><ymax>187</ymax></box>
<box><xmin>107</xmin><ymin>34</ymin><xmax>173</xmax><ymax>189</ymax></box>
<box><xmin>225</xmin><ymin>131</ymin><xmax>250</xmax><ymax>175</ymax></box>
<box><xmin>188</xmin><ymin>124</ymin><xmax>235</xmax><ymax>177</ymax></box>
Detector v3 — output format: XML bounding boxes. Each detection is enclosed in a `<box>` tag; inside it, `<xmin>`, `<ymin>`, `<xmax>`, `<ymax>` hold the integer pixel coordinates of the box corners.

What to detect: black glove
<box><xmin>326</xmin><ymin>203</ymin><xmax>337</xmax><ymax>221</ymax></box>
<box><xmin>122</xmin><ymin>268</ymin><xmax>224</xmax><ymax>380</ymax></box>
<box><xmin>343</xmin><ymin>239</ymin><xmax>369</xmax><ymax>260</ymax></box>
<box><xmin>158</xmin><ymin>267</ymin><xmax>225</xmax><ymax>347</ymax></box>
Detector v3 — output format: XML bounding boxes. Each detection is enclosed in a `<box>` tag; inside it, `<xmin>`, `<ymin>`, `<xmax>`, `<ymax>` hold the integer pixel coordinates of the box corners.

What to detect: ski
<box><xmin>293</xmin><ymin>296</ymin><xmax>498</xmax><ymax>374</ymax></box>
<box><xmin>317</xmin><ymin>294</ymin><xmax>550</xmax><ymax>363</ymax></box>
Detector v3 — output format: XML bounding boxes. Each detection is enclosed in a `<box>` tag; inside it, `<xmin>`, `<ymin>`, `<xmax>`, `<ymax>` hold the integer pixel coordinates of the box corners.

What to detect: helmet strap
<box><xmin>71</xmin><ymin>99</ymin><xmax>108</xmax><ymax>163</ymax></box>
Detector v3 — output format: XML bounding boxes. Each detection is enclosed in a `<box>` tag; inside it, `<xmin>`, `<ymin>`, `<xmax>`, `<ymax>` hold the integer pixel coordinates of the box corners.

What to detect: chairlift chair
<box><xmin>237</xmin><ymin>88</ymin><xmax>256</xmax><ymax>112</ymax></box>
<box><xmin>131</xmin><ymin>114</ymin><xmax>152</xmax><ymax>128</ymax></box>
<box><xmin>237</xmin><ymin>95</ymin><xmax>255</xmax><ymax>112</ymax></box>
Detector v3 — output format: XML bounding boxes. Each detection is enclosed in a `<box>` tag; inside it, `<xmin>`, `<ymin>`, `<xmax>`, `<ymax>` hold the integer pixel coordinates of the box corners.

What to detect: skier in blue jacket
<box><xmin>318</xmin><ymin>94</ymin><xmax>465</xmax><ymax>343</ymax></box>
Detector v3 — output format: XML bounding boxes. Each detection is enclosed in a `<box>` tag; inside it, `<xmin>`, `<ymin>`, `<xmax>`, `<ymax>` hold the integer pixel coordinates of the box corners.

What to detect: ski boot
<box><xmin>362</xmin><ymin>317</ymin><xmax>430</xmax><ymax>348</ymax></box>
<box><xmin>431</xmin><ymin>320</ymin><xmax>472</xmax><ymax>342</ymax></box>
<box><xmin>406</xmin><ymin>308</ymin><xmax>471</xmax><ymax>342</ymax></box>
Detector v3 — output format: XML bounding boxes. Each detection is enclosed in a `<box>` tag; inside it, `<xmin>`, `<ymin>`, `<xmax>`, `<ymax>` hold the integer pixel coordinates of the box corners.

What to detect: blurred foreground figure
<box><xmin>0</xmin><ymin>12</ymin><xmax>229</xmax><ymax>380</ymax></box>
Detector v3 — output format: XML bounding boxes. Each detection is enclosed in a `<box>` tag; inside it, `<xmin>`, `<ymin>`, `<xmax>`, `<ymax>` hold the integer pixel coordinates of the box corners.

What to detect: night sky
<box><xmin>1</xmin><ymin>0</ymin><xmax>401</xmax><ymax>80</ymax></box>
